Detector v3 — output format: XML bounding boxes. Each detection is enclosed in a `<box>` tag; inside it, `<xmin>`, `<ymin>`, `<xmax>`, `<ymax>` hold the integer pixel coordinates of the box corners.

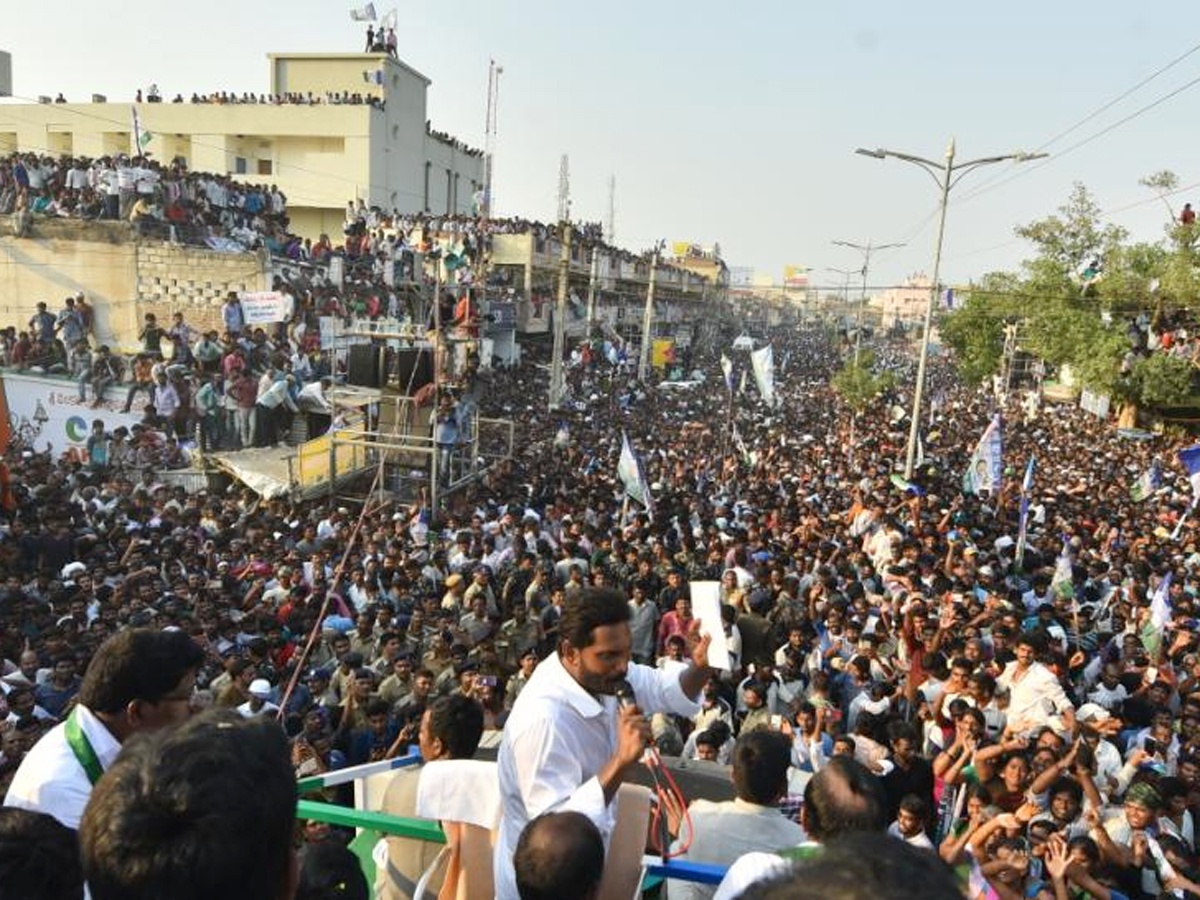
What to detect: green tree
<box><xmin>941</xmin><ymin>177</ymin><xmax>1200</xmax><ymax>411</ymax></box>
<box><xmin>832</xmin><ymin>350</ymin><xmax>894</xmax><ymax>412</ymax></box>
<box><xmin>1130</xmin><ymin>352</ymin><xmax>1193</xmax><ymax>407</ymax></box>
<box><xmin>937</xmin><ymin>286</ymin><xmax>1007</xmax><ymax>385</ymax></box>
<box><xmin>1014</xmin><ymin>182</ymin><xmax>1127</xmax><ymax>294</ymax></box>
<box><xmin>1139</xmin><ymin>170</ymin><xmax>1180</xmax><ymax>221</ymax></box>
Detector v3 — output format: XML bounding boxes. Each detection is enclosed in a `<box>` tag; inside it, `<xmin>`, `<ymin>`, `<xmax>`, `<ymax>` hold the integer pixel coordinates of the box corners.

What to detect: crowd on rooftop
<box><xmin>0</xmin><ymin>151</ymin><xmax>289</xmax><ymax>249</ymax></box>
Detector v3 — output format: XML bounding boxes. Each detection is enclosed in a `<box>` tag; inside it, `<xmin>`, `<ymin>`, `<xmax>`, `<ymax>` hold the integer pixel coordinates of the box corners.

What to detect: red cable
<box><xmin>275</xmin><ymin>464</ymin><xmax>385</xmax><ymax>719</ymax></box>
<box><xmin>644</xmin><ymin>748</ymin><xmax>695</xmax><ymax>860</ymax></box>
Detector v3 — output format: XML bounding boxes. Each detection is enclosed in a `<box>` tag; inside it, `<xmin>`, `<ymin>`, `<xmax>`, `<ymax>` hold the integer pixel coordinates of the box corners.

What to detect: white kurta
<box><xmin>997</xmin><ymin>660</ymin><xmax>1074</xmax><ymax>728</ymax></box>
<box><xmin>493</xmin><ymin>653</ymin><xmax>700</xmax><ymax>900</ymax></box>
<box><xmin>4</xmin><ymin>704</ymin><xmax>121</xmax><ymax>828</ymax></box>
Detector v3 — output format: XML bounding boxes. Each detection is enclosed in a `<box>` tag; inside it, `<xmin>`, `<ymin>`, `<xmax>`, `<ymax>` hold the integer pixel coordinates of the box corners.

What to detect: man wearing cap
<box><xmin>464</xmin><ymin>564</ymin><xmax>498</xmax><ymax>616</ymax></box>
<box><xmin>505</xmin><ymin>649</ymin><xmax>539</xmax><ymax>709</ymax></box>
<box><xmin>4</xmin><ymin>629</ymin><xmax>203</xmax><ymax>829</ymax></box>
<box><xmin>442</xmin><ymin>573</ymin><xmax>467</xmax><ymax>611</ymax></box>
<box><xmin>1094</xmin><ymin>780</ymin><xmax>1164</xmax><ymax>893</ymax></box>
<box><xmin>498</xmin><ymin>603</ymin><xmax>542</xmax><ymax>671</ymax></box>
<box><xmin>237</xmin><ymin>679</ymin><xmax>280</xmax><ymax>718</ymax></box>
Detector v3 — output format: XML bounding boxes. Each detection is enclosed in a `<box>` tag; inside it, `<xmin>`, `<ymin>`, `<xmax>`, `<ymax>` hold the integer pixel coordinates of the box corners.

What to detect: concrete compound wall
<box><xmin>135</xmin><ymin>242</ymin><xmax>268</xmax><ymax>338</ymax></box>
<box><xmin>0</xmin><ymin>218</ymin><xmax>139</xmax><ymax>346</ymax></box>
<box><xmin>0</xmin><ymin>217</ymin><xmax>267</xmax><ymax>349</ymax></box>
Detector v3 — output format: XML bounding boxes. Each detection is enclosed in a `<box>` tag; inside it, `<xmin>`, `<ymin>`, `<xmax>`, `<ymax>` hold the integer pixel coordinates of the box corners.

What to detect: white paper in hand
<box><xmin>690</xmin><ymin>581</ymin><xmax>731</xmax><ymax>671</ymax></box>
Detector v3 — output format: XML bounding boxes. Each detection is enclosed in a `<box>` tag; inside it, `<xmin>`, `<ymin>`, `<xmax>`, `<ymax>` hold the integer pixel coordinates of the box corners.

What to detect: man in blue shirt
<box><xmin>28</xmin><ymin>302</ymin><xmax>55</xmax><ymax>343</ymax></box>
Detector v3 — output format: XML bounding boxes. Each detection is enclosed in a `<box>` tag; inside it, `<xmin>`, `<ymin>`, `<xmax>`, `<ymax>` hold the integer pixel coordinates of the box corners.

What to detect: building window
<box><xmin>234</xmin><ymin>156</ymin><xmax>247</xmax><ymax>175</ymax></box>
<box><xmin>392</xmin><ymin>124</ymin><xmax>399</xmax><ymax>140</ymax></box>
<box><xmin>453</xmin><ymin>173</ymin><xmax>459</xmax><ymax>213</ymax></box>
<box><xmin>424</xmin><ymin>161</ymin><xmax>431</xmax><ymax>212</ymax></box>
<box><xmin>445</xmin><ymin>168</ymin><xmax>451</xmax><ymax>215</ymax></box>
<box><xmin>257</xmin><ymin>159</ymin><xmax>272</xmax><ymax>176</ymax></box>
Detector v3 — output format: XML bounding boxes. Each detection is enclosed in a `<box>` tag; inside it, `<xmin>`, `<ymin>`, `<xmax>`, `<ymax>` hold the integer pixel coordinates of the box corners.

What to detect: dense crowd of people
<box><xmin>2</xmin><ymin>290</ymin><xmax>339</xmax><ymax>458</ymax></box>
<box><xmin>2</xmin><ymin>289</ymin><xmax>1200</xmax><ymax>900</ymax></box>
<box><xmin>0</xmin><ymin>151</ymin><xmax>289</xmax><ymax>248</ymax></box>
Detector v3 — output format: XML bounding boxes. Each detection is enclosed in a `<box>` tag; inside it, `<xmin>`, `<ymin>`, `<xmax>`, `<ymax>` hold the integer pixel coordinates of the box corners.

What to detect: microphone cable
<box><xmin>616</xmin><ymin>680</ymin><xmax>695</xmax><ymax>860</ymax></box>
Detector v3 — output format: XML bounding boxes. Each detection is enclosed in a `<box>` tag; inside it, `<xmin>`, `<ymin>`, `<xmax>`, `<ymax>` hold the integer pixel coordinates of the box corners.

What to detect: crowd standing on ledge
<box><xmin>2</xmin><ymin>297</ymin><xmax>1200</xmax><ymax>900</ymax></box>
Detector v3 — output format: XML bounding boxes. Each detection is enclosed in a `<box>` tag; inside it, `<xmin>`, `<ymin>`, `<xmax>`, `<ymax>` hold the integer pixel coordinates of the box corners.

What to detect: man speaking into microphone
<box><xmin>495</xmin><ymin>587</ymin><xmax>711</xmax><ymax>900</ymax></box>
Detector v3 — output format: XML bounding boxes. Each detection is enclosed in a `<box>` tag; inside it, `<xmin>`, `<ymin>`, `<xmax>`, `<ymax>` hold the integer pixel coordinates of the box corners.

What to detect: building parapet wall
<box><xmin>0</xmin><ymin>217</ymin><xmax>267</xmax><ymax>348</ymax></box>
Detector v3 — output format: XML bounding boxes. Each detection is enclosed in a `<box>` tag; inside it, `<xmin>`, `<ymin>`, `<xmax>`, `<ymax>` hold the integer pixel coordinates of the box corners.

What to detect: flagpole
<box><xmin>1172</xmin><ymin>500</ymin><xmax>1196</xmax><ymax>542</ymax></box>
<box><xmin>724</xmin><ymin>384</ymin><xmax>733</xmax><ymax>461</ymax></box>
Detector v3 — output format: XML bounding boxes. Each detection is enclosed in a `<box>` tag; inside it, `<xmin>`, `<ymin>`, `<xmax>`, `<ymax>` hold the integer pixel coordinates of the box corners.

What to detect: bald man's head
<box><xmin>801</xmin><ymin>756</ymin><xmax>887</xmax><ymax>841</ymax></box>
<box><xmin>513</xmin><ymin>811</ymin><xmax>604</xmax><ymax>900</ymax></box>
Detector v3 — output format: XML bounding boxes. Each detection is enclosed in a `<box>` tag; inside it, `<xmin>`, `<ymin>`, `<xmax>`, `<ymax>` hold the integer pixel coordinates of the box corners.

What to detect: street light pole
<box><xmin>905</xmin><ymin>141</ymin><xmax>954</xmax><ymax>481</ymax></box>
<box><xmin>825</xmin><ymin>266</ymin><xmax>857</xmax><ymax>323</ymax></box>
<box><xmin>548</xmin><ymin>223</ymin><xmax>572</xmax><ymax>409</ymax></box>
<box><xmin>832</xmin><ymin>239</ymin><xmax>906</xmax><ymax>365</ymax></box>
<box><xmin>855</xmin><ymin>141</ymin><xmax>1047</xmax><ymax>479</ymax></box>
<box><xmin>585</xmin><ymin>246</ymin><xmax>599</xmax><ymax>341</ymax></box>
<box><xmin>638</xmin><ymin>243</ymin><xmax>662</xmax><ymax>381</ymax></box>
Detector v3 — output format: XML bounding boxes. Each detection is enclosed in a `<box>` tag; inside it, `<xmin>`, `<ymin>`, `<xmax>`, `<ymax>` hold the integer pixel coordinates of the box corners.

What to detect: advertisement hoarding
<box><xmin>1</xmin><ymin>372</ymin><xmax>144</xmax><ymax>453</ymax></box>
<box><xmin>783</xmin><ymin>265</ymin><xmax>810</xmax><ymax>288</ymax></box>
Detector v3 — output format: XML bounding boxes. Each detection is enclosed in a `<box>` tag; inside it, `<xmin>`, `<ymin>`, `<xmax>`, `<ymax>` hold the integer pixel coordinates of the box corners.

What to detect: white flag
<box><xmin>751</xmin><ymin>344</ymin><xmax>777</xmax><ymax>407</ymax></box>
<box><xmin>131</xmin><ymin>107</ymin><xmax>152</xmax><ymax>155</ymax></box>
<box><xmin>380</xmin><ymin>7</ymin><xmax>398</xmax><ymax>29</ymax></box>
<box><xmin>350</xmin><ymin>3</ymin><xmax>378</xmax><ymax>21</ymax></box>
<box><xmin>617</xmin><ymin>431</ymin><xmax>654</xmax><ymax>512</ymax></box>
<box><xmin>720</xmin><ymin>354</ymin><xmax>734</xmax><ymax>392</ymax></box>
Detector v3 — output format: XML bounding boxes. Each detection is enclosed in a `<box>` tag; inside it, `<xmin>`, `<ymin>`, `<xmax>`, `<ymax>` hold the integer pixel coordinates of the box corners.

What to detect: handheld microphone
<box><xmin>614</xmin><ymin>679</ymin><xmax>674</xmax><ymax>856</ymax></box>
<box><xmin>615</xmin><ymin>679</ymin><xmax>638</xmax><ymax>711</ymax></box>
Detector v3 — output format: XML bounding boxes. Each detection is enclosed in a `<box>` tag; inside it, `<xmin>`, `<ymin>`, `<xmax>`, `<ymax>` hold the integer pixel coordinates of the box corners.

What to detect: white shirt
<box><xmin>712</xmin><ymin>851</ymin><xmax>795</xmax><ymax>900</ymax></box>
<box><xmin>297</xmin><ymin>380</ymin><xmax>332</xmax><ymax>413</ymax></box>
<box><xmin>236</xmin><ymin>699</ymin><xmax>280</xmax><ymax>718</ymax></box>
<box><xmin>888</xmin><ymin>821</ymin><xmax>935</xmax><ymax>849</ymax></box>
<box><xmin>4</xmin><ymin>704</ymin><xmax>121</xmax><ymax>828</ymax></box>
<box><xmin>668</xmin><ymin>798</ymin><xmax>806</xmax><ymax>900</ymax></box>
<box><xmin>257</xmin><ymin>379</ymin><xmax>297</xmax><ymax>411</ymax></box>
<box><xmin>494</xmin><ymin>653</ymin><xmax>700</xmax><ymax>900</ymax></box>
<box><xmin>997</xmin><ymin>660</ymin><xmax>1073</xmax><ymax>728</ymax></box>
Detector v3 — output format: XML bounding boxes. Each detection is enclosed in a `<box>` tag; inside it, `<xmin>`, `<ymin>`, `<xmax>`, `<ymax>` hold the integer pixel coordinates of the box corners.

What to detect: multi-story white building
<box><xmin>0</xmin><ymin>50</ymin><xmax>482</xmax><ymax>240</ymax></box>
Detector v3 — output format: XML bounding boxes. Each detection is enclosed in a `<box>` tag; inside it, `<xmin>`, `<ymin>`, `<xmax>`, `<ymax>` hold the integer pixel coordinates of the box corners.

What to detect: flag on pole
<box><xmin>889</xmin><ymin>473</ymin><xmax>924</xmax><ymax>496</ymax></box>
<box><xmin>1130</xmin><ymin>460</ymin><xmax>1162</xmax><ymax>503</ymax></box>
<box><xmin>1015</xmin><ymin>455</ymin><xmax>1035</xmax><ymax>569</ymax></box>
<box><xmin>131</xmin><ymin>107</ymin><xmax>152</xmax><ymax>155</ymax></box>
<box><xmin>617</xmin><ymin>431</ymin><xmax>654</xmax><ymax>513</ymax></box>
<box><xmin>1141</xmin><ymin>572</ymin><xmax>1173</xmax><ymax>658</ymax></box>
<box><xmin>750</xmin><ymin>344</ymin><xmax>776</xmax><ymax>407</ymax></box>
<box><xmin>720</xmin><ymin>354</ymin><xmax>734</xmax><ymax>392</ymax></box>
<box><xmin>380</xmin><ymin>7</ymin><xmax>398</xmax><ymax>29</ymax></box>
<box><xmin>1050</xmin><ymin>539</ymin><xmax>1074</xmax><ymax>601</ymax></box>
<box><xmin>350</xmin><ymin>3</ymin><xmax>378</xmax><ymax>20</ymax></box>
<box><xmin>1179</xmin><ymin>444</ymin><xmax>1200</xmax><ymax>504</ymax></box>
<box><xmin>962</xmin><ymin>414</ymin><xmax>1003</xmax><ymax>495</ymax></box>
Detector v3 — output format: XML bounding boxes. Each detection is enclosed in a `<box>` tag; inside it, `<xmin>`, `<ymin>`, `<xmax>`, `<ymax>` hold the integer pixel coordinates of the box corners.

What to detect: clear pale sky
<box><xmin>3</xmin><ymin>1</ymin><xmax>1198</xmax><ymax>291</ymax></box>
